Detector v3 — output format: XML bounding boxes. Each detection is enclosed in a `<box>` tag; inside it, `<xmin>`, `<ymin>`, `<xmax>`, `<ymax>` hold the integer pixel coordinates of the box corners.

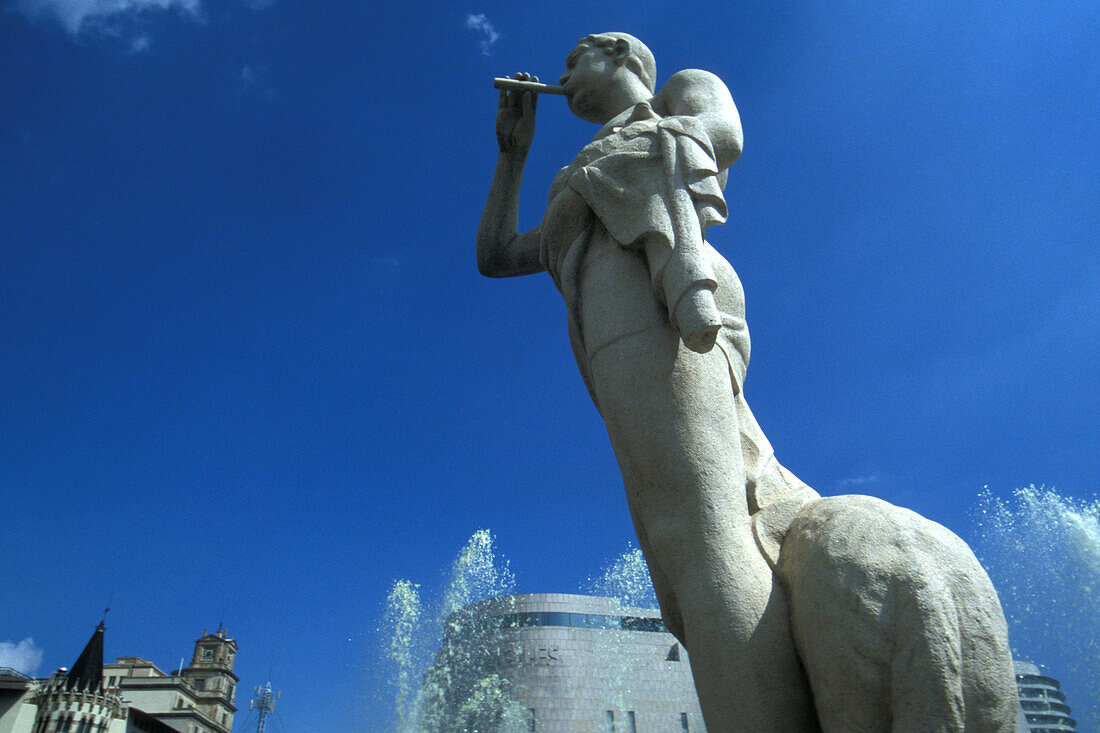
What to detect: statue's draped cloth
<box><xmin>540</xmin><ymin>101</ymin><xmax>817</xmax><ymax>575</ymax></box>
<box><xmin>542</xmin><ymin>101</ymin><xmax>747</xmax><ymax>379</ymax></box>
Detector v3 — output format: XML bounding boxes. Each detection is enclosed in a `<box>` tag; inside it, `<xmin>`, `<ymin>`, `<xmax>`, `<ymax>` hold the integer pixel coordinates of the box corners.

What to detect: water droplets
<box><xmin>376</xmin><ymin>534</ymin><xmax>659</xmax><ymax>731</ymax></box>
<box><xmin>583</xmin><ymin>546</ymin><xmax>658</xmax><ymax>610</ymax></box>
<box><xmin>975</xmin><ymin>485</ymin><xmax>1099</xmax><ymax>730</ymax></box>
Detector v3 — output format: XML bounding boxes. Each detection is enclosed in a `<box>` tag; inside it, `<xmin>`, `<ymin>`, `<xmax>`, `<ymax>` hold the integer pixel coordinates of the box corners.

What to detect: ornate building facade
<box><xmin>0</xmin><ymin>624</ymin><xmax>237</xmax><ymax>733</ymax></box>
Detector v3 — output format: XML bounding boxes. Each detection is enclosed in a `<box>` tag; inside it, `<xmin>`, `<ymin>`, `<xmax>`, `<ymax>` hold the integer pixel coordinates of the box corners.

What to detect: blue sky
<box><xmin>1</xmin><ymin>1</ymin><xmax>1097</xmax><ymax>731</ymax></box>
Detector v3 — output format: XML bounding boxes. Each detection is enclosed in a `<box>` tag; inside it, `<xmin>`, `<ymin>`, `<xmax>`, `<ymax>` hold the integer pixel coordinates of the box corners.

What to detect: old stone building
<box><xmin>0</xmin><ymin>624</ymin><xmax>237</xmax><ymax>733</ymax></box>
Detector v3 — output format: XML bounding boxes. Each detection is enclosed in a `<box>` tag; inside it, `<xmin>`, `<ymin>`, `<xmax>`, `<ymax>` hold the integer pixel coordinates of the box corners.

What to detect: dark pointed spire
<box><xmin>66</xmin><ymin>622</ymin><xmax>104</xmax><ymax>691</ymax></box>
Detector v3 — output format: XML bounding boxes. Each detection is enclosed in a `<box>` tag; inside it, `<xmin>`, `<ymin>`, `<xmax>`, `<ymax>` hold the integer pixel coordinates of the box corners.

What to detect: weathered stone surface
<box><xmin>476</xmin><ymin>32</ymin><xmax>1017</xmax><ymax>732</ymax></box>
<box><xmin>778</xmin><ymin>495</ymin><xmax>1019</xmax><ymax>732</ymax></box>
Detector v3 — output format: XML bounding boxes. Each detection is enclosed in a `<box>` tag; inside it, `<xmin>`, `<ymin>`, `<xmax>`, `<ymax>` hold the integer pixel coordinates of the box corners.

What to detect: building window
<box><xmin>193</xmin><ymin>678</ymin><xmax>206</xmax><ymax>690</ymax></box>
<box><xmin>492</xmin><ymin>611</ymin><xmax>669</xmax><ymax>633</ymax></box>
<box><xmin>606</xmin><ymin>710</ymin><xmax>615</xmax><ymax>732</ymax></box>
<box><xmin>627</xmin><ymin>711</ymin><xmax>636</xmax><ymax>733</ymax></box>
<box><xmin>681</xmin><ymin>712</ymin><xmax>690</xmax><ymax>731</ymax></box>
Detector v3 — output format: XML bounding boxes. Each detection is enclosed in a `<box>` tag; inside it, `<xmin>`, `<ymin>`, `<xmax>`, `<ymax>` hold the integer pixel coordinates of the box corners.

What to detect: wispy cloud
<box><xmin>17</xmin><ymin>0</ymin><xmax>202</xmax><ymax>39</ymax></box>
<box><xmin>128</xmin><ymin>33</ymin><xmax>151</xmax><ymax>52</ymax></box>
<box><xmin>836</xmin><ymin>473</ymin><xmax>881</xmax><ymax>488</ymax></box>
<box><xmin>465</xmin><ymin>13</ymin><xmax>499</xmax><ymax>56</ymax></box>
<box><xmin>0</xmin><ymin>638</ymin><xmax>44</xmax><ymax>676</ymax></box>
<box><xmin>238</xmin><ymin>62</ymin><xmax>275</xmax><ymax>100</ymax></box>
<box><xmin>368</xmin><ymin>255</ymin><xmax>401</xmax><ymax>269</ymax></box>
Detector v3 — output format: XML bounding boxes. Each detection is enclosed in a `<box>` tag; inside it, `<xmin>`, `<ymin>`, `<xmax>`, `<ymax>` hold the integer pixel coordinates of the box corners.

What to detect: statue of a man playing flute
<box><xmin>477</xmin><ymin>32</ymin><xmax>1016</xmax><ymax>733</ymax></box>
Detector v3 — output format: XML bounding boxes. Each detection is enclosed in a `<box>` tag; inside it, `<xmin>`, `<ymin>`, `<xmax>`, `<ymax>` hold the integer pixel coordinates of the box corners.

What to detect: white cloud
<box><xmin>17</xmin><ymin>0</ymin><xmax>202</xmax><ymax>37</ymax></box>
<box><xmin>465</xmin><ymin>13</ymin><xmax>499</xmax><ymax>55</ymax></box>
<box><xmin>0</xmin><ymin>638</ymin><xmax>44</xmax><ymax>676</ymax></box>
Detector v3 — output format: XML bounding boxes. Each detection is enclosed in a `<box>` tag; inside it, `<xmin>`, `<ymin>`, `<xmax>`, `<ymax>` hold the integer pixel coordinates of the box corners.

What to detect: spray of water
<box><xmin>378</xmin><ymin>532</ymin><xmax>666</xmax><ymax>731</ymax></box>
<box><xmin>437</xmin><ymin>529</ymin><xmax>516</xmax><ymax>624</ymax></box>
<box><xmin>974</xmin><ymin>485</ymin><xmax>1099</xmax><ymax>731</ymax></box>
<box><xmin>583</xmin><ymin>545</ymin><xmax>658</xmax><ymax>610</ymax></box>
<box><xmin>381</xmin><ymin>580</ymin><xmax>423</xmax><ymax>731</ymax></box>
<box><xmin>378</xmin><ymin>530</ymin><xmax>525</xmax><ymax>733</ymax></box>
<box><xmin>576</xmin><ymin>545</ymin><xmax>666</xmax><ymax>710</ymax></box>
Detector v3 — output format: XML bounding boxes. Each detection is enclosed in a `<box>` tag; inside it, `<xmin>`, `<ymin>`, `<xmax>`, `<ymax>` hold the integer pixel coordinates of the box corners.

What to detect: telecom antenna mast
<box><xmin>249</xmin><ymin>681</ymin><xmax>280</xmax><ymax>733</ymax></box>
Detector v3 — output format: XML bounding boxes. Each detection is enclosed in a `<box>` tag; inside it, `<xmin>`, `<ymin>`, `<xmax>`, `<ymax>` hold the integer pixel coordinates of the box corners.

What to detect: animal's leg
<box><xmin>777</xmin><ymin>496</ymin><xmax>1017</xmax><ymax>733</ymax></box>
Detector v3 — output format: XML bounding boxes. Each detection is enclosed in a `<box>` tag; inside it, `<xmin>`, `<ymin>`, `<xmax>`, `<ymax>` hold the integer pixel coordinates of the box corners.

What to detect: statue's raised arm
<box><xmin>476</xmin><ymin>73</ymin><xmax>545</xmax><ymax>278</ymax></box>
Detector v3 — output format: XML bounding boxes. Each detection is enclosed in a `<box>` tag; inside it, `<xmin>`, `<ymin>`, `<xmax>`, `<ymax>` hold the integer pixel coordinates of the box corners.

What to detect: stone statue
<box><xmin>477</xmin><ymin>33</ymin><xmax>1018</xmax><ymax>732</ymax></box>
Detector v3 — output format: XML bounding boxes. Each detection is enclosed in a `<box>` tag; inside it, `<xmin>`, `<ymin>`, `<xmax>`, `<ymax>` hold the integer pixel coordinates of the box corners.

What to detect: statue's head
<box><xmin>559</xmin><ymin>33</ymin><xmax>656</xmax><ymax>124</ymax></box>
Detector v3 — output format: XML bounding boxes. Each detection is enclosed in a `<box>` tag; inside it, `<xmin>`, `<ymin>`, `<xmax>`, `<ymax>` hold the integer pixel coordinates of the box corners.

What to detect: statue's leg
<box><xmin>576</xmin><ymin>229</ymin><xmax>817</xmax><ymax>732</ymax></box>
<box><xmin>588</xmin><ymin>327</ymin><xmax>818</xmax><ymax>732</ymax></box>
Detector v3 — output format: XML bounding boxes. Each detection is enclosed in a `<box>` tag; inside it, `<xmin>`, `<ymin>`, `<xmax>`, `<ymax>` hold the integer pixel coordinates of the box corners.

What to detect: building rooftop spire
<box><xmin>66</xmin><ymin>621</ymin><xmax>105</xmax><ymax>691</ymax></box>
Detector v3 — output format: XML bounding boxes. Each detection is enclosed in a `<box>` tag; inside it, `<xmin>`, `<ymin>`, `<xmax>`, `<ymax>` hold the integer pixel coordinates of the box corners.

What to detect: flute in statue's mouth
<box><xmin>493</xmin><ymin>77</ymin><xmax>565</xmax><ymax>95</ymax></box>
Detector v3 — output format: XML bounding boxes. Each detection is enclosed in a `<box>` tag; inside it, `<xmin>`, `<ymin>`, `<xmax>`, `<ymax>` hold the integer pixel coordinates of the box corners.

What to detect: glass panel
<box><xmin>587</xmin><ymin>614</ymin><xmax>615</xmax><ymax>629</ymax></box>
<box><xmin>546</xmin><ymin>612</ymin><xmax>570</xmax><ymax>627</ymax></box>
<box><xmin>569</xmin><ymin>613</ymin><xmax>589</xmax><ymax>628</ymax></box>
<box><xmin>621</xmin><ymin>616</ymin><xmax>665</xmax><ymax>632</ymax></box>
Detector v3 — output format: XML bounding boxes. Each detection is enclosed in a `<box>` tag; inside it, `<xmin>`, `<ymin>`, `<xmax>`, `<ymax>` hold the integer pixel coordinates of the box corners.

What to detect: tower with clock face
<box><xmin>180</xmin><ymin>626</ymin><xmax>239</xmax><ymax>732</ymax></box>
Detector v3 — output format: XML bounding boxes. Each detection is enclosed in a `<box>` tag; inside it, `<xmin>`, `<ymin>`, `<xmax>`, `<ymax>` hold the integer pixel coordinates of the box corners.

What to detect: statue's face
<box><xmin>559</xmin><ymin>42</ymin><xmax>617</xmax><ymax>123</ymax></box>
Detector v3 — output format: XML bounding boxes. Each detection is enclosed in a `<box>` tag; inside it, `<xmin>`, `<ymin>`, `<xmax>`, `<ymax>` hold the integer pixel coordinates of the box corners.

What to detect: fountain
<box><xmin>378</xmin><ymin>530</ymin><xmax>526</xmax><ymax>733</ymax></box>
<box><xmin>378</xmin><ymin>532</ymin><xmax>691</xmax><ymax>732</ymax></box>
<box><xmin>377</xmin><ymin>488</ymin><xmax>1097</xmax><ymax>732</ymax></box>
<box><xmin>974</xmin><ymin>485</ymin><xmax>1099</xmax><ymax>731</ymax></box>
<box><xmin>583</xmin><ymin>546</ymin><xmax>658</xmax><ymax>611</ymax></box>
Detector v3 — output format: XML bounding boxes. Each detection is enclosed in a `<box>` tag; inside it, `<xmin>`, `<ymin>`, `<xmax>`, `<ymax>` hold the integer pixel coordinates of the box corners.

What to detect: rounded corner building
<box><xmin>1013</xmin><ymin>661</ymin><xmax>1077</xmax><ymax>733</ymax></box>
<box><xmin>422</xmin><ymin>593</ymin><xmax>705</xmax><ymax>732</ymax></box>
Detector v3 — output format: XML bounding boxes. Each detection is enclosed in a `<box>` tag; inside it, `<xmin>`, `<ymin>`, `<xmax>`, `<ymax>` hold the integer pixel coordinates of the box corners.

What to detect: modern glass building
<box><xmin>1014</xmin><ymin>661</ymin><xmax>1077</xmax><ymax>733</ymax></box>
<box><xmin>422</xmin><ymin>594</ymin><xmax>705</xmax><ymax>732</ymax></box>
